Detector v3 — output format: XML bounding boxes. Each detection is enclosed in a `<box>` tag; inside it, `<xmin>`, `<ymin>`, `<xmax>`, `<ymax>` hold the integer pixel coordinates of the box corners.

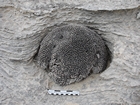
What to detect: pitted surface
<box><xmin>37</xmin><ymin>25</ymin><xmax>109</xmax><ymax>86</ymax></box>
<box><xmin>0</xmin><ymin>0</ymin><xmax>140</xmax><ymax>105</ymax></box>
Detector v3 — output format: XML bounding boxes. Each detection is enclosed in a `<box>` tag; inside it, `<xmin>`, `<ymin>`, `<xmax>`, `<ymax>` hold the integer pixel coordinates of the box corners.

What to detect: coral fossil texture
<box><xmin>0</xmin><ymin>0</ymin><xmax>140</xmax><ymax>105</ymax></box>
<box><xmin>36</xmin><ymin>25</ymin><xmax>109</xmax><ymax>86</ymax></box>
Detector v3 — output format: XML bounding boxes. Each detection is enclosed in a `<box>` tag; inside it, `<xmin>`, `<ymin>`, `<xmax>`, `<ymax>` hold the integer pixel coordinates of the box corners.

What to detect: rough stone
<box><xmin>0</xmin><ymin>0</ymin><xmax>140</xmax><ymax>105</ymax></box>
<box><xmin>36</xmin><ymin>25</ymin><xmax>109</xmax><ymax>86</ymax></box>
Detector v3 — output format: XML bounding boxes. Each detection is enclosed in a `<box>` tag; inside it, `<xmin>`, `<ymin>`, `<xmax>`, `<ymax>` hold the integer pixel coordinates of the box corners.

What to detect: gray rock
<box><xmin>0</xmin><ymin>0</ymin><xmax>140</xmax><ymax>105</ymax></box>
<box><xmin>36</xmin><ymin>25</ymin><xmax>109</xmax><ymax>86</ymax></box>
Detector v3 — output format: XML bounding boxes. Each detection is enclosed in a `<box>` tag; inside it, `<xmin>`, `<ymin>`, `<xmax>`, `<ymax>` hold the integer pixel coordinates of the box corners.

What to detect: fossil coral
<box><xmin>36</xmin><ymin>25</ymin><xmax>109</xmax><ymax>86</ymax></box>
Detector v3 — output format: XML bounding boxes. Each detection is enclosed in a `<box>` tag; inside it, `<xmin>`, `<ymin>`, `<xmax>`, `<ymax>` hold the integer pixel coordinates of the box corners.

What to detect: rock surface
<box><xmin>0</xmin><ymin>0</ymin><xmax>140</xmax><ymax>105</ymax></box>
<box><xmin>36</xmin><ymin>25</ymin><xmax>109</xmax><ymax>86</ymax></box>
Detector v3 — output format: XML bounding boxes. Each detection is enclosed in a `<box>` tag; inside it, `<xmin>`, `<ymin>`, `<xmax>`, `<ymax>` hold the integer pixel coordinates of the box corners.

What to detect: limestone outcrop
<box><xmin>0</xmin><ymin>0</ymin><xmax>140</xmax><ymax>105</ymax></box>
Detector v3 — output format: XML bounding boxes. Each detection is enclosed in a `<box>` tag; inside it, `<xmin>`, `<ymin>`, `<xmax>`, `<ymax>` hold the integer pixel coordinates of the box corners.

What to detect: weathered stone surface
<box><xmin>0</xmin><ymin>0</ymin><xmax>140</xmax><ymax>105</ymax></box>
<box><xmin>36</xmin><ymin>25</ymin><xmax>109</xmax><ymax>86</ymax></box>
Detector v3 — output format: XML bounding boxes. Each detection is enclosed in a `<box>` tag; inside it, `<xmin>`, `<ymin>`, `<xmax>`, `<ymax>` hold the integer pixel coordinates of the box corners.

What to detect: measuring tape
<box><xmin>47</xmin><ymin>89</ymin><xmax>80</xmax><ymax>96</ymax></box>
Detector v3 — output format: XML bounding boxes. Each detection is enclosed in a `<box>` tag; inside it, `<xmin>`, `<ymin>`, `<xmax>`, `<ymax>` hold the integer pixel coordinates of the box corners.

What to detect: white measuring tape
<box><xmin>47</xmin><ymin>89</ymin><xmax>80</xmax><ymax>96</ymax></box>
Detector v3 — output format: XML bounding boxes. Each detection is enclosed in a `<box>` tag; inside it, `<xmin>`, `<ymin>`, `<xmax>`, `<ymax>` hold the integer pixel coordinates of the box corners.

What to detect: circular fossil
<box><xmin>36</xmin><ymin>25</ymin><xmax>109</xmax><ymax>86</ymax></box>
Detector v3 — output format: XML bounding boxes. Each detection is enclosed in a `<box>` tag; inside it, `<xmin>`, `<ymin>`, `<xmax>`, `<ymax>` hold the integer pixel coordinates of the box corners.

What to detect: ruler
<box><xmin>48</xmin><ymin>89</ymin><xmax>80</xmax><ymax>96</ymax></box>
